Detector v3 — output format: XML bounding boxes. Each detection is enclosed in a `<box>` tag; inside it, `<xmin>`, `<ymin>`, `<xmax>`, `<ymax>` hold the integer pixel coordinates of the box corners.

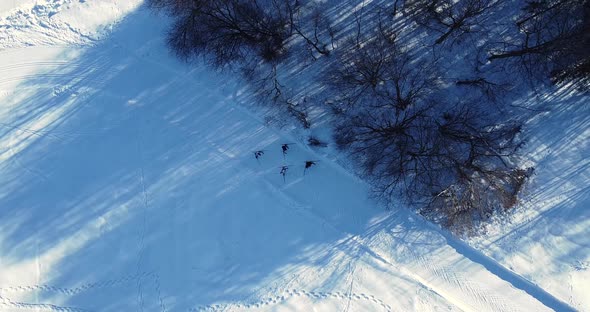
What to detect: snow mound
<box><xmin>0</xmin><ymin>0</ymin><xmax>141</xmax><ymax>49</ymax></box>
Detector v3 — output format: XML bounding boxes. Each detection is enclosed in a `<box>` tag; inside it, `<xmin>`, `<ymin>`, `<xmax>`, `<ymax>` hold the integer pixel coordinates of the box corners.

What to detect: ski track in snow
<box><xmin>0</xmin><ymin>36</ymin><xmax>569</xmax><ymax>312</ymax></box>
<box><xmin>224</xmin><ymin>80</ymin><xmax>573</xmax><ymax>312</ymax></box>
<box><xmin>261</xmin><ymin>177</ymin><xmax>515</xmax><ymax>312</ymax></box>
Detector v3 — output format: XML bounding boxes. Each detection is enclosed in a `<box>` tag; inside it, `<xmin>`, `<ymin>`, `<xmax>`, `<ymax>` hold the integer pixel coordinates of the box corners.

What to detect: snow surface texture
<box><xmin>0</xmin><ymin>0</ymin><xmax>587</xmax><ymax>311</ymax></box>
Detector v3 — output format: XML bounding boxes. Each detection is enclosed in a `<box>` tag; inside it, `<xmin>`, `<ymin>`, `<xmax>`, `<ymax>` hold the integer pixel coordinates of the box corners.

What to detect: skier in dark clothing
<box><xmin>304</xmin><ymin>160</ymin><xmax>317</xmax><ymax>175</ymax></box>
<box><xmin>254</xmin><ymin>150</ymin><xmax>264</xmax><ymax>161</ymax></box>
<box><xmin>281</xmin><ymin>143</ymin><xmax>293</xmax><ymax>158</ymax></box>
<box><xmin>280</xmin><ymin>165</ymin><xmax>289</xmax><ymax>182</ymax></box>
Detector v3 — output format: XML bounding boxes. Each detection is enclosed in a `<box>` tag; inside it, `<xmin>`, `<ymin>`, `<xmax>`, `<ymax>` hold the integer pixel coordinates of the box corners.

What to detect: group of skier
<box><xmin>253</xmin><ymin>143</ymin><xmax>317</xmax><ymax>182</ymax></box>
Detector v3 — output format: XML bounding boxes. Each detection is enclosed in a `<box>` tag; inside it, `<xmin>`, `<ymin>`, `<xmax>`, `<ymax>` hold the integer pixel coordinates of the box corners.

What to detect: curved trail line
<box><xmin>0</xmin><ymin>300</ymin><xmax>92</xmax><ymax>312</ymax></box>
<box><xmin>133</xmin><ymin>106</ymin><xmax>166</xmax><ymax>312</ymax></box>
<box><xmin>0</xmin><ymin>271</ymin><xmax>164</xmax><ymax>311</ymax></box>
<box><xmin>189</xmin><ymin>288</ymin><xmax>392</xmax><ymax>312</ymax></box>
<box><xmin>0</xmin><ymin>272</ymin><xmax>152</xmax><ymax>296</ymax></box>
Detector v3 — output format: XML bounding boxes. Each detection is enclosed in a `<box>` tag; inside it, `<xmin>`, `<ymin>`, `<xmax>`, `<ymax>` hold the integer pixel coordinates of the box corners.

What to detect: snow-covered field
<box><xmin>0</xmin><ymin>1</ymin><xmax>587</xmax><ymax>311</ymax></box>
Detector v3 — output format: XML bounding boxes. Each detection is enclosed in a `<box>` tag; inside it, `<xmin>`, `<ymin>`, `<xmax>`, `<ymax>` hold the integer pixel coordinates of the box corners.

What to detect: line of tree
<box><xmin>149</xmin><ymin>0</ymin><xmax>586</xmax><ymax>234</ymax></box>
<box><xmin>147</xmin><ymin>0</ymin><xmax>335</xmax><ymax>65</ymax></box>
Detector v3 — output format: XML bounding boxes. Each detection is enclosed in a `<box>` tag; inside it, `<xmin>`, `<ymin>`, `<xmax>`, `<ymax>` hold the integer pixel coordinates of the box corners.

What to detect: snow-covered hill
<box><xmin>0</xmin><ymin>1</ymin><xmax>587</xmax><ymax>311</ymax></box>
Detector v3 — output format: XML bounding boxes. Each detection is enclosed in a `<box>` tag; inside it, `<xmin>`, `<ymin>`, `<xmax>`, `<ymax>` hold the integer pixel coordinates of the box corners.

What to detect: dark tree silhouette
<box><xmin>488</xmin><ymin>0</ymin><xmax>590</xmax><ymax>88</ymax></box>
<box><xmin>287</xmin><ymin>3</ymin><xmax>335</xmax><ymax>59</ymax></box>
<box><xmin>329</xmin><ymin>9</ymin><xmax>529</xmax><ymax>233</ymax></box>
<box><xmin>328</xmin><ymin>21</ymin><xmax>438</xmax><ymax>114</ymax></box>
<box><xmin>148</xmin><ymin>0</ymin><xmax>293</xmax><ymax>66</ymax></box>
<box><xmin>334</xmin><ymin>100</ymin><xmax>528</xmax><ymax>233</ymax></box>
<box><xmin>149</xmin><ymin>0</ymin><xmax>336</xmax><ymax>66</ymax></box>
<box><xmin>148</xmin><ymin>0</ymin><xmax>331</xmax><ymax>128</ymax></box>
<box><xmin>406</xmin><ymin>0</ymin><xmax>502</xmax><ymax>45</ymax></box>
<box><xmin>455</xmin><ymin>77</ymin><xmax>513</xmax><ymax>104</ymax></box>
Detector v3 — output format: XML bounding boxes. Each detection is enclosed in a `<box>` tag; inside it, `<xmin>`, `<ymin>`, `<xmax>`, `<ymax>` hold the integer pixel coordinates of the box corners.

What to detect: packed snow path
<box><xmin>0</xmin><ymin>1</ymin><xmax>586</xmax><ymax>311</ymax></box>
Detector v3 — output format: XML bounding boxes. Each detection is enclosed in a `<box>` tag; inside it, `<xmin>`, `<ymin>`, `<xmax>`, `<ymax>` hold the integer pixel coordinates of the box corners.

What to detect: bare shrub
<box><xmin>241</xmin><ymin>62</ymin><xmax>312</xmax><ymax>129</ymax></box>
<box><xmin>308</xmin><ymin>136</ymin><xmax>328</xmax><ymax>147</ymax></box>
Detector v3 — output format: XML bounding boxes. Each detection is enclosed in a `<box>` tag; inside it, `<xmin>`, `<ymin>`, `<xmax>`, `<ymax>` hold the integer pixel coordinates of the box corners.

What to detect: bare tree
<box><xmin>148</xmin><ymin>0</ymin><xmax>294</xmax><ymax>66</ymax></box>
<box><xmin>242</xmin><ymin>62</ymin><xmax>312</xmax><ymax>128</ymax></box>
<box><xmin>406</xmin><ymin>0</ymin><xmax>502</xmax><ymax>45</ymax></box>
<box><xmin>149</xmin><ymin>0</ymin><xmax>328</xmax><ymax>127</ymax></box>
<box><xmin>488</xmin><ymin>0</ymin><xmax>590</xmax><ymax>87</ymax></box>
<box><xmin>329</xmin><ymin>11</ymin><xmax>528</xmax><ymax>233</ymax></box>
<box><xmin>335</xmin><ymin>98</ymin><xmax>528</xmax><ymax>234</ymax></box>
<box><xmin>328</xmin><ymin>19</ymin><xmax>438</xmax><ymax>114</ymax></box>
<box><xmin>455</xmin><ymin>77</ymin><xmax>512</xmax><ymax>104</ymax></box>
<box><xmin>150</xmin><ymin>0</ymin><xmax>337</xmax><ymax>66</ymax></box>
<box><xmin>420</xmin><ymin>107</ymin><xmax>529</xmax><ymax>233</ymax></box>
<box><xmin>287</xmin><ymin>3</ymin><xmax>335</xmax><ymax>59</ymax></box>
